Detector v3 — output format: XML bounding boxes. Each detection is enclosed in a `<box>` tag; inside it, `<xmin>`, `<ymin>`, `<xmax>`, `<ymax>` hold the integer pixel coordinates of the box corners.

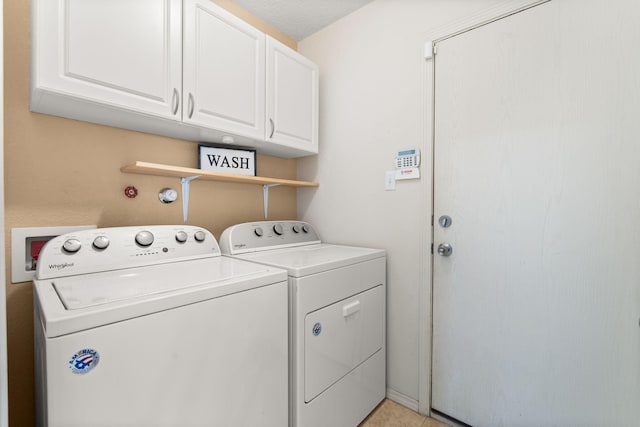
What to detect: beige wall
<box><xmin>3</xmin><ymin>1</ymin><xmax>298</xmax><ymax>425</ymax></box>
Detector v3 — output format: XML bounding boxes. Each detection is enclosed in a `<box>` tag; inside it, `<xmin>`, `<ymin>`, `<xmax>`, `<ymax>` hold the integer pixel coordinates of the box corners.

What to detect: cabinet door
<box><xmin>266</xmin><ymin>36</ymin><xmax>319</xmax><ymax>154</ymax></box>
<box><xmin>31</xmin><ymin>0</ymin><xmax>182</xmax><ymax>120</ymax></box>
<box><xmin>183</xmin><ymin>0</ymin><xmax>265</xmax><ymax>140</ymax></box>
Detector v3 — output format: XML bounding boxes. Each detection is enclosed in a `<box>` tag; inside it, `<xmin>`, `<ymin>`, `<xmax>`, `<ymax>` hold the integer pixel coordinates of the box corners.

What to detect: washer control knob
<box><xmin>135</xmin><ymin>231</ymin><xmax>154</xmax><ymax>247</ymax></box>
<box><xmin>194</xmin><ymin>230</ymin><xmax>206</xmax><ymax>242</ymax></box>
<box><xmin>301</xmin><ymin>224</ymin><xmax>310</xmax><ymax>233</ymax></box>
<box><xmin>62</xmin><ymin>238</ymin><xmax>82</xmax><ymax>253</ymax></box>
<box><xmin>92</xmin><ymin>236</ymin><xmax>110</xmax><ymax>250</ymax></box>
<box><xmin>292</xmin><ymin>224</ymin><xmax>300</xmax><ymax>233</ymax></box>
<box><xmin>254</xmin><ymin>227</ymin><xmax>264</xmax><ymax>237</ymax></box>
<box><xmin>273</xmin><ymin>224</ymin><xmax>284</xmax><ymax>235</ymax></box>
<box><xmin>175</xmin><ymin>231</ymin><xmax>188</xmax><ymax>243</ymax></box>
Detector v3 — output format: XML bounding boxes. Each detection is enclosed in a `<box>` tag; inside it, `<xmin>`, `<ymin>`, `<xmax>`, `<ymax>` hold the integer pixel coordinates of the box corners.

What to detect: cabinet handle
<box><xmin>269</xmin><ymin>118</ymin><xmax>275</xmax><ymax>139</ymax></box>
<box><xmin>188</xmin><ymin>93</ymin><xmax>195</xmax><ymax>119</ymax></box>
<box><xmin>172</xmin><ymin>88</ymin><xmax>179</xmax><ymax>115</ymax></box>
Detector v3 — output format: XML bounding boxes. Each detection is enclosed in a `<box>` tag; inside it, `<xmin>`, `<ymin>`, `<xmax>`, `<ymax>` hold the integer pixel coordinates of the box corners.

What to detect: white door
<box><xmin>183</xmin><ymin>0</ymin><xmax>265</xmax><ymax>140</ymax></box>
<box><xmin>432</xmin><ymin>1</ymin><xmax>640</xmax><ymax>426</ymax></box>
<box><xmin>32</xmin><ymin>0</ymin><xmax>182</xmax><ymax>120</ymax></box>
<box><xmin>266</xmin><ymin>36</ymin><xmax>319</xmax><ymax>153</ymax></box>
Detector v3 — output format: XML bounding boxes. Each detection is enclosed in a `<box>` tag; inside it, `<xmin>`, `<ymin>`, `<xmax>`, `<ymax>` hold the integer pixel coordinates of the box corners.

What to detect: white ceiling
<box><xmin>232</xmin><ymin>0</ymin><xmax>375</xmax><ymax>41</ymax></box>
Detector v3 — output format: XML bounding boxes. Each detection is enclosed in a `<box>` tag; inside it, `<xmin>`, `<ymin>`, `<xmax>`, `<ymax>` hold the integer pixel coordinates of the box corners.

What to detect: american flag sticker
<box><xmin>69</xmin><ymin>348</ymin><xmax>100</xmax><ymax>375</ymax></box>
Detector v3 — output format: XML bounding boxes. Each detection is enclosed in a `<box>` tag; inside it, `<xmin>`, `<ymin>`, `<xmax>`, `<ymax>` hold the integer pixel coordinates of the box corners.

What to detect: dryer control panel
<box><xmin>36</xmin><ymin>225</ymin><xmax>219</xmax><ymax>279</ymax></box>
<box><xmin>220</xmin><ymin>221</ymin><xmax>321</xmax><ymax>255</ymax></box>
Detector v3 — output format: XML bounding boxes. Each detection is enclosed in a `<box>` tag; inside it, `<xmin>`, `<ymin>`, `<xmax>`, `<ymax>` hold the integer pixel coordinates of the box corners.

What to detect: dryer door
<box><xmin>304</xmin><ymin>285</ymin><xmax>384</xmax><ymax>402</ymax></box>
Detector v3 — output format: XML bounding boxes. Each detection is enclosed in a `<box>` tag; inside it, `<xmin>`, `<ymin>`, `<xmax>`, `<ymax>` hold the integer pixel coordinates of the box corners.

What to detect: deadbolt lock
<box><xmin>438</xmin><ymin>215</ymin><xmax>452</xmax><ymax>228</ymax></box>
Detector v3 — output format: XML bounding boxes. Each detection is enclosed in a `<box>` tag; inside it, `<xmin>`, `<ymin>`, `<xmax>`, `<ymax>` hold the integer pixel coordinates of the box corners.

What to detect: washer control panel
<box><xmin>219</xmin><ymin>221</ymin><xmax>321</xmax><ymax>254</ymax></box>
<box><xmin>36</xmin><ymin>225</ymin><xmax>219</xmax><ymax>279</ymax></box>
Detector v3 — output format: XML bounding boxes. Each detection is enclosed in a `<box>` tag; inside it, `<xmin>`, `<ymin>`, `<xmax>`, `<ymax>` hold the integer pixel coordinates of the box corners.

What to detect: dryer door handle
<box><xmin>342</xmin><ymin>300</ymin><xmax>361</xmax><ymax>317</ymax></box>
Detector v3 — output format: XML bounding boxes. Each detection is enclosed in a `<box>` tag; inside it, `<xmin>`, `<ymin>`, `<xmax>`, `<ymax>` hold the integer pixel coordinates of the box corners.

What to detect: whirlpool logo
<box><xmin>49</xmin><ymin>262</ymin><xmax>74</xmax><ymax>270</ymax></box>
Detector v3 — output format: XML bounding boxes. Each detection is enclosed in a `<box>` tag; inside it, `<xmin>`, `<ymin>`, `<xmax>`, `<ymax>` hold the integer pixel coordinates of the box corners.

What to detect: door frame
<box><xmin>418</xmin><ymin>0</ymin><xmax>550</xmax><ymax>416</ymax></box>
<box><xmin>1</xmin><ymin>0</ymin><xmax>7</xmax><ymax>424</ymax></box>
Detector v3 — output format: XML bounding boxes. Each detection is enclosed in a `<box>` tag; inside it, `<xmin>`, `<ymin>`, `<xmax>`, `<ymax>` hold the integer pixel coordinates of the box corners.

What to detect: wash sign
<box><xmin>198</xmin><ymin>145</ymin><xmax>256</xmax><ymax>176</ymax></box>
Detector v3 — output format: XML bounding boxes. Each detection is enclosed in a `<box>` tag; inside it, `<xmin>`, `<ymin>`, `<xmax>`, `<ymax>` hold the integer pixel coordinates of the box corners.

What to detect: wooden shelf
<box><xmin>121</xmin><ymin>161</ymin><xmax>319</xmax><ymax>188</ymax></box>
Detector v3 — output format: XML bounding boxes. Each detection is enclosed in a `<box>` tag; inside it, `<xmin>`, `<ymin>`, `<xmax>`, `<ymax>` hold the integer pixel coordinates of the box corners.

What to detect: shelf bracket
<box><xmin>181</xmin><ymin>175</ymin><xmax>201</xmax><ymax>223</ymax></box>
<box><xmin>263</xmin><ymin>184</ymin><xmax>280</xmax><ymax>219</ymax></box>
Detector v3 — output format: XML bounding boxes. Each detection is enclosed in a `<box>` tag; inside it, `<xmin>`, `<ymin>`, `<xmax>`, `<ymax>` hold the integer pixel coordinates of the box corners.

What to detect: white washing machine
<box><xmin>33</xmin><ymin>225</ymin><xmax>288</xmax><ymax>427</ymax></box>
<box><xmin>219</xmin><ymin>221</ymin><xmax>386</xmax><ymax>427</ymax></box>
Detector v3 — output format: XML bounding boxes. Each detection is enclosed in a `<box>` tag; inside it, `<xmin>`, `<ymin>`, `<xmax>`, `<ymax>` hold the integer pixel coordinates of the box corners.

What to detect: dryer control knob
<box><xmin>292</xmin><ymin>224</ymin><xmax>300</xmax><ymax>233</ymax></box>
<box><xmin>62</xmin><ymin>238</ymin><xmax>82</xmax><ymax>253</ymax></box>
<box><xmin>175</xmin><ymin>231</ymin><xmax>188</xmax><ymax>243</ymax></box>
<box><xmin>194</xmin><ymin>230</ymin><xmax>206</xmax><ymax>242</ymax></box>
<box><xmin>302</xmin><ymin>224</ymin><xmax>310</xmax><ymax>233</ymax></box>
<box><xmin>135</xmin><ymin>231</ymin><xmax>154</xmax><ymax>247</ymax></box>
<box><xmin>273</xmin><ymin>224</ymin><xmax>284</xmax><ymax>235</ymax></box>
<box><xmin>92</xmin><ymin>236</ymin><xmax>110</xmax><ymax>250</ymax></box>
<box><xmin>254</xmin><ymin>227</ymin><xmax>264</xmax><ymax>237</ymax></box>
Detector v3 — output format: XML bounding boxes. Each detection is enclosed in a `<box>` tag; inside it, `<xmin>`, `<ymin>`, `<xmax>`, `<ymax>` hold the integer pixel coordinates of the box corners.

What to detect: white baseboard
<box><xmin>385</xmin><ymin>388</ymin><xmax>419</xmax><ymax>413</ymax></box>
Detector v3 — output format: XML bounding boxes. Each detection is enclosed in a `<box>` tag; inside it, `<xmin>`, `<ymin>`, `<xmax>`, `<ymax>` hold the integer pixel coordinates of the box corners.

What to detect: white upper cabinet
<box><xmin>30</xmin><ymin>0</ymin><xmax>319</xmax><ymax>158</ymax></box>
<box><xmin>31</xmin><ymin>0</ymin><xmax>183</xmax><ymax>120</ymax></box>
<box><xmin>183</xmin><ymin>0</ymin><xmax>265</xmax><ymax>140</ymax></box>
<box><xmin>266</xmin><ymin>36</ymin><xmax>319</xmax><ymax>154</ymax></box>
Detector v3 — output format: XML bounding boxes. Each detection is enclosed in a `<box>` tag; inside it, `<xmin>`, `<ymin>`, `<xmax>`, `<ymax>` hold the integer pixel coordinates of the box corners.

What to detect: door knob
<box><xmin>437</xmin><ymin>243</ymin><xmax>453</xmax><ymax>257</ymax></box>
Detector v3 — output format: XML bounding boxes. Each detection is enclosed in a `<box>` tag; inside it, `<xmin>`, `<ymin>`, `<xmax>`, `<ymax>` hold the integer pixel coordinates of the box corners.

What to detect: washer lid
<box><xmin>35</xmin><ymin>257</ymin><xmax>287</xmax><ymax>337</ymax></box>
<box><xmin>53</xmin><ymin>257</ymin><xmax>267</xmax><ymax>310</ymax></box>
<box><xmin>234</xmin><ymin>244</ymin><xmax>385</xmax><ymax>277</ymax></box>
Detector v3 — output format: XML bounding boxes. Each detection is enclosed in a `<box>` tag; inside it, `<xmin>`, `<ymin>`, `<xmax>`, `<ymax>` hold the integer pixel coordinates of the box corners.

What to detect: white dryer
<box><xmin>220</xmin><ymin>221</ymin><xmax>386</xmax><ymax>427</ymax></box>
<box><xmin>33</xmin><ymin>225</ymin><xmax>288</xmax><ymax>427</ymax></box>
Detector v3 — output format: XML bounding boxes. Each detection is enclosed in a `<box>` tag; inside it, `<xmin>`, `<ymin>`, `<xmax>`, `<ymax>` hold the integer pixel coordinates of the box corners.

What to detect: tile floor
<box><xmin>359</xmin><ymin>399</ymin><xmax>448</xmax><ymax>427</ymax></box>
